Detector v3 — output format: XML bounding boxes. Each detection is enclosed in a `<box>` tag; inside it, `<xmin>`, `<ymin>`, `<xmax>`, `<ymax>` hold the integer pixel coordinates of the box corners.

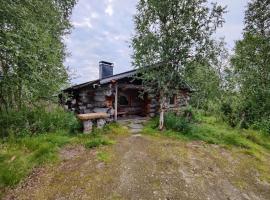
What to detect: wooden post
<box><xmin>114</xmin><ymin>83</ymin><xmax>118</xmax><ymax>121</ymax></box>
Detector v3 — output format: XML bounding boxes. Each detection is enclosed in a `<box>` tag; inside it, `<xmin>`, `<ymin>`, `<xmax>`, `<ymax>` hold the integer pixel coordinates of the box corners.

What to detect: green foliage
<box><xmin>132</xmin><ymin>0</ymin><xmax>226</xmax><ymax>128</ymax></box>
<box><xmin>252</xmin><ymin>117</ymin><xmax>270</xmax><ymax>135</ymax></box>
<box><xmin>0</xmin><ymin>131</ymin><xmax>72</xmax><ymax>192</ymax></box>
<box><xmin>0</xmin><ymin>0</ymin><xmax>76</xmax><ymax>112</ymax></box>
<box><xmin>85</xmin><ymin>138</ymin><xmax>114</xmax><ymax>149</ymax></box>
<box><xmin>104</xmin><ymin>123</ymin><xmax>130</xmax><ymax>135</ymax></box>
<box><xmin>231</xmin><ymin>33</ymin><xmax>270</xmax><ymax>125</ymax></box>
<box><xmin>96</xmin><ymin>151</ymin><xmax>111</xmax><ymax>162</ymax></box>
<box><xmin>186</xmin><ymin>39</ymin><xmax>230</xmax><ymax>110</ymax></box>
<box><xmin>0</xmin><ymin>123</ymin><xmax>122</xmax><ymax>194</ymax></box>
<box><xmin>164</xmin><ymin>112</ymin><xmax>192</xmax><ymax>134</ymax></box>
<box><xmin>143</xmin><ymin>114</ymin><xmax>270</xmax><ymax>158</ymax></box>
<box><xmin>186</xmin><ymin>63</ymin><xmax>221</xmax><ymax>109</ymax></box>
<box><xmin>148</xmin><ymin>107</ymin><xmax>199</xmax><ymax>134</ymax></box>
<box><xmin>220</xmin><ymin>100</ymin><xmax>240</xmax><ymax>127</ymax></box>
<box><xmin>0</xmin><ymin>106</ymin><xmax>81</xmax><ymax>137</ymax></box>
<box><xmin>244</xmin><ymin>0</ymin><xmax>270</xmax><ymax>35</ymax></box>
<box><xmin>222</xmin><ymin>0</ymin><xmax>270</xmax><ymax>133</ymax></box>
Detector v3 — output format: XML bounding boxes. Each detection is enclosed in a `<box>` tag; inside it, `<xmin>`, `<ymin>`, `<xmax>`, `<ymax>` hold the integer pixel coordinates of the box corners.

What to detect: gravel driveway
<box><xmin>4</xmin><ymin>134</ymin><xmax>270</xmax><ymax>200</ymax></box>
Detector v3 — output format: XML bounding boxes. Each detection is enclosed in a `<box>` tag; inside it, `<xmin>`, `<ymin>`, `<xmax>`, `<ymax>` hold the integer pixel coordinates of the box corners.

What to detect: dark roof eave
<box><xmin>63</xmin><ymin>67</ymin><xmax>194</xmax><ymax>92</ymax></box>
<box><xmin>63</xmin><ymin>79</ymin><xmax>99</xmax><ymax>92</ymax></box>
<box><xmin>63</xmin><ymin>69</ymin><xmax>137</xmax><ymax>91</ymax></box>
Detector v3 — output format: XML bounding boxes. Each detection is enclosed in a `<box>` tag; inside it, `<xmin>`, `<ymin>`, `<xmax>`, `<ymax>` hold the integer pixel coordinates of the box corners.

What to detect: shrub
<box><xmin>0</xmin><ymin>105</ymin><xmax>81</xmax><ymax>137</ymax></box>
<box><xmin>164</xmin><ymin>112</ymin><xmax>192</xmax><ymax>134</ymax></box>
<box><xmin>252</xmin><ymin>118</ymin><xmax>270</xmax><ymax>135</ymax></box>
<box><xmin>220</xmin><ymin>102</ymin><xmax>239</xmax><ymax>127</ymax></box>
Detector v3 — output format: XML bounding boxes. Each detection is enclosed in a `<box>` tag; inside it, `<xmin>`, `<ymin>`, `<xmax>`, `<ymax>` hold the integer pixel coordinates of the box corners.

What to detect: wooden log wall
<box><xmin>175</xmin><ymin>90</ymin><xmax>190</xmax><ymax>108</ymax></box>
<box><xmin>64</xmin><ymin>84</ymin><xmax>191</xmax><ymax>119</ymax></box>
<box><xmin>65</xmin><ymin>85</ymin><xmax>114</xmax><ymax>119</ymax></box>
<box><xmin>146</xmin><ymin>97</ymin><xmax>159</xmax><ymax>117</ymax></box>
<box><xmin>167</xmin><ymin>90</ymin><xmax>190</xmax><ymax>114</ymax></box>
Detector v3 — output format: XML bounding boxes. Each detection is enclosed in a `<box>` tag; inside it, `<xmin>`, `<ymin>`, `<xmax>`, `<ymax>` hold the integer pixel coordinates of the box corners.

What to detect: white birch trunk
<box><xmin>159</xmin><ymin>96</ymin><xmax>166</xmax><ymax>130</ymax></box>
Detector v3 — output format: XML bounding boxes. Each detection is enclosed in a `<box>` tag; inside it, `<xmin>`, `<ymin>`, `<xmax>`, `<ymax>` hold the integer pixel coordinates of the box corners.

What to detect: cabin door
<box><xmin>117</xmin><ymin>89</ymin><xmax>144</xmax><ymax>116</ymax></box>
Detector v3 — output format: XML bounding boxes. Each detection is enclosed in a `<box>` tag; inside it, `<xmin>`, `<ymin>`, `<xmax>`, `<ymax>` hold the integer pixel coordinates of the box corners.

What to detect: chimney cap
<box><xmin>99</xmin><ymin>61</ymin><xmax>114</xmax><ymax>79</ymax></box>
<box><xmin>99</xmin><ymin>61</ymin><xmax>114</xmax><ymax>66</ymax></box>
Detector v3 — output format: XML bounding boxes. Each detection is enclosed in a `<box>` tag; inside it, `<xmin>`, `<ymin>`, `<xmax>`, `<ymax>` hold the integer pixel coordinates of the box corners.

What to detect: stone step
<box><xmin>128</xmin><ymin>123</ymin><xmax>143</xmax><ymax>129</ymax></box>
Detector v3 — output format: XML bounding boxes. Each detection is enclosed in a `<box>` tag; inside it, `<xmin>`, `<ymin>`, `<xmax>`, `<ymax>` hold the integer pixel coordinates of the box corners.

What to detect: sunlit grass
<box><xmin>0</xmin><ymin>131</ymin><xmax>71</xmax><ymax>193</ymax></box>
<box><xmin>142</xmin><ymin>115</ymin><xmax>270</xmax><ymax>157</ymax></box>
<box><xmin>0</xmin><ymin>122</ymin><xmax>127</xmax><ymax>196</ymax></box>
<box><xmin>142</xmin><ymin>114</ymin><xmax>270</xmax><ymax>183</ymax></box>
<box><xmin>96</xmin><ymin>151</ymin><xmax>111</xmax><ymax>163</ymax></box>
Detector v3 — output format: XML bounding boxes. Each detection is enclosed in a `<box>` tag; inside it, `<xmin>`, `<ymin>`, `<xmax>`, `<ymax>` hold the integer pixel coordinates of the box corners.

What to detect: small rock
<box><xmin>97</xmin><ymin>119</ymin><xmax>106</xmax><ymax>129</ymax></box>
<box><xmin>130</xmin><ymin>129</ymin><xmax>142</xmax><ymax>134</ymax></box>
<box><xmin>132</xmin><ymin>134</ymin><xmax>142</xmax><ymax>137</ymax></box>
<box><xmin>96</xmin><ymin>163</ymin><xmax>105</xmax><ymax>169</ymax></box>
<box><xmin>128</xmin><ymin>123</ymin><xmax>143</xmax><ymax>129</ymax></box>
<box><xmin>83</xmin><ymin>120</ymin><xmax>93</xmax><ymax>133</ymax></box>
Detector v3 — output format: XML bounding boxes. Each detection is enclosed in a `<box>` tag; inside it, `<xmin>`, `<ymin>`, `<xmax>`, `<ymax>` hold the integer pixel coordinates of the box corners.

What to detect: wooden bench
<box><xmin>77</xmin><ymin>113</ymin><xmax>110</xmax><ymax>133</ymax></box>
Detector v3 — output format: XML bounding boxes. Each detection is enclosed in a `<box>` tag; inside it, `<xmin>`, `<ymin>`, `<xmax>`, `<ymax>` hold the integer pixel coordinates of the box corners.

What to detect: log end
<box><xmin>77</xmin><ymin>112</ymin><xmax>110</xmax><ymax>121</ymax></box>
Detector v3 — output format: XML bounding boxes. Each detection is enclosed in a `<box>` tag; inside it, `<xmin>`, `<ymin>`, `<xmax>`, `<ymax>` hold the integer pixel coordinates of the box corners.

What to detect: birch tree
<box><xmin>0</xmin><ymin>0</ymin><xmax>76</xmax><ymax>111</ymax></box>
<box><xmin>231</xmin><ymin>0</ymin><xmax>270</xmax><ymax>128</ymax></box>
<box><xmin>132</xmin><ymin>0</ymin><xmax>226</xmax><ymax>129</ymax></box>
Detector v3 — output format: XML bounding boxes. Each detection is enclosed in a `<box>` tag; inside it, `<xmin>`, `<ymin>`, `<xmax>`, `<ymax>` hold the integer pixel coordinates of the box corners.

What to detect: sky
<box><xmin>64</xmin><ymin>0</ymin><xmax>249</xmax><ymax>84</ymax></box>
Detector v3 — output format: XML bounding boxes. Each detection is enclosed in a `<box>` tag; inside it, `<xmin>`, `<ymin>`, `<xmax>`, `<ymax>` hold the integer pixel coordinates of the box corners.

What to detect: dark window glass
<box><xmin>169</xmin><ymin>95</ymin><xmax>176</xmax><ymax>105</ymax></box>
<box><xmin>119</xmin><ymin>95</ymin><xmax>129</xmax><ymax>106</ymax></box>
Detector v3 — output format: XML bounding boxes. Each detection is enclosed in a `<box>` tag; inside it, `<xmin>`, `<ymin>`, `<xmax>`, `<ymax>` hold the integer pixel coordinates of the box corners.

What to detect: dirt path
<box><xmin>4</xmin><ymin>134</ymin><xmax>270</xmax><ymax>200</ymax></box>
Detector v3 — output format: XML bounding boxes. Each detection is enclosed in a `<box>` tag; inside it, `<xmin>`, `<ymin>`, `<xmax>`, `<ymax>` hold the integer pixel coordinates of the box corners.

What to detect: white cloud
<box><xmin>105</xmin><ymin>5</ymin><xmax>113</xmax><ymax>16</ymax></box>
<box><xmin>113</xmin><ymin>34</ymin><xmax>128</xmax><ymax>41</ymax></box>
<box><xmin>91</xmin><ymin>12</ymin><xmax>99</xmax><ymax>19</ymax></box>
<box><xmin>73</xmin><ymin>17</ymin><xmax>93</xmax><ymax>29</ymax></box>
<box><xmin>66</xmin><ymin>0</ymin><xmax>248</xmax><ymax>84</ymax></box>
<box><xmin>105</xmin><ymin>0</ymin><xmax>114</xmax><ymax>16</ymax></box>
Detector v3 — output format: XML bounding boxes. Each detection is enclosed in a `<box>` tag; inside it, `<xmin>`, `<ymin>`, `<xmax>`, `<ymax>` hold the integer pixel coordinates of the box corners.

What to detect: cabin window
<box><xmin>119</xmin><ymin>95</ymin><xmax>129</xmax><ymax>106</ymax></box>
<box><xmin>169</xmin><ymin>95</ymin><xmax>176</xmax><ymax>105</ymax></box>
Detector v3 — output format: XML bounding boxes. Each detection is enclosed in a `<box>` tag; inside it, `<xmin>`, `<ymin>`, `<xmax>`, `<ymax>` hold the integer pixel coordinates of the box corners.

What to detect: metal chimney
<box><xmin>99</xmin><ymin>61</ymin><xmax>114</xmax><ymax>79</ymax></box>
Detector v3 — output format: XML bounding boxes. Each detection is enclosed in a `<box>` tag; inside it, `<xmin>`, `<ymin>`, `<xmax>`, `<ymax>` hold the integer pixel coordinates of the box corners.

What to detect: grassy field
<box><xmin>142</xmin><ymin>114</ymin><xmax>270</xmax><ymax>185</ymax></box>
<box><xmin>0</xmin><ymin>123</ymin><xmax>124</xmax><ymax>197</ymax></box>
<box><xmin>4</xmin><ymin>123</ymin><xmax>270</xmax><ymax>200</ymax></box>
<box><xmin>143</xmin><ymin>115</ymin><xmax>270</xmax><ymax>160</ymax></box>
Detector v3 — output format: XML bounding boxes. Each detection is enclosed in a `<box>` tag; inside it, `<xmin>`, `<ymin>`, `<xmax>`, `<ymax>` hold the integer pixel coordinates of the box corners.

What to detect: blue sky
<box><xmin>64</xmin><ymin>0</ymin><xmax>249</xmax><ymax>84</ymax></box>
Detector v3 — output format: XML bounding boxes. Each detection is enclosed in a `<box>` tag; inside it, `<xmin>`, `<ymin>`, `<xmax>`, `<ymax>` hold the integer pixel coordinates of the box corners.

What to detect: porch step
<box><xmin>128</xmin><ymin>123</ymin><xmax>144</xmax><ymax>134</ymax></box>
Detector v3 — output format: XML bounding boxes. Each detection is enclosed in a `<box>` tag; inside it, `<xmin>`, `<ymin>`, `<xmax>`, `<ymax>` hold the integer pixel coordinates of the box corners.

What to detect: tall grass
<box><xmin>0</xmin><ymin>106</ymin><xmax>81</xmax><ymax>137</ymax></box>
<box><xmin>164</xmin><ymin>112</ymin><xmax>192</xmax><ymax>134</ymax></box>
<box><xmin>143</xmin><ymin>110</ymin><xmax>270</xmax><ymax>156</ymax></box>
<box><xmin>0</xmin><ymin>122</ymin><xmax>126</xmax><ymax>196</ymax></box>
<box><xmin>0</xmin><ymin>131</ymin><xmax>72</xmax><ymax>193</ymax></box>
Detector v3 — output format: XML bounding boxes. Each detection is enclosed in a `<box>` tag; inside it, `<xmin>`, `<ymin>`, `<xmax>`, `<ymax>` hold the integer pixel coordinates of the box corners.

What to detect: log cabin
<box><xmin>60</xmin><ymin>61</ymin><xmax>193</xmax><ymax>131</ymax></box>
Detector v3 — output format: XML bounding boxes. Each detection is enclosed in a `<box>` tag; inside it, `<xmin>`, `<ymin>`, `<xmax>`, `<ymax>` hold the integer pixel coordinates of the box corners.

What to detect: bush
<box><xmin>252</xmin><ymin>118</ymin><xmax>270</xmax><ymax>135</ymax></box>
<box><xmin>220</xmin><ymin>102</ymin><xmax>239</xmax><ymax>127</ymax></box>
<box><xmin>0</xmin><ymin>105</ymin><xmax>81</xmax><ymax>137</ymax></box>
<box><xmin>164</xmin><ymin>112</ymin><xmax>192</xmax><ymax>134</ymax></box>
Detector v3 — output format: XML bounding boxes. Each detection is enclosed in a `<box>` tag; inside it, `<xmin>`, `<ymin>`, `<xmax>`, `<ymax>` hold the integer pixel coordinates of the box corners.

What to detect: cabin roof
<box><xmin>63</xmin><ymin>68</ymin><xmax>193</xmax><ymax>92</ymax></box>
<box><xmin>63</xmin><ymin>69</ymin><xmax>136</xmax><ymax>92</ymax></box>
